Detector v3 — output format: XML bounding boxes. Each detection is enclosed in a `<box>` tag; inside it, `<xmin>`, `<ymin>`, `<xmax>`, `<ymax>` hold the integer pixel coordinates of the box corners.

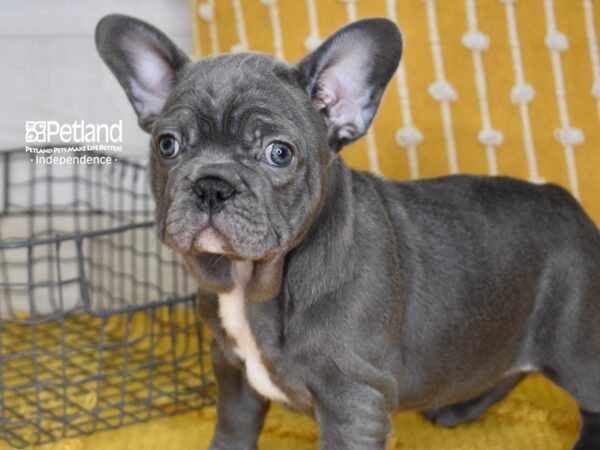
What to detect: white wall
<box><xmin>0</xmin><ymin>0</ymin><xmax>193</xmax><ymax>159</ymax></box>
<box><xmin>0</xmin><ymin>0</ymin><xmax>195</xmax><ymax>313</ymax></box>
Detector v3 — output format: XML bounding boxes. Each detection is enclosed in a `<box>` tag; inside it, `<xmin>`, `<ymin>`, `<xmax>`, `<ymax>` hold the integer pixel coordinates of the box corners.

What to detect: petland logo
<box><xmin>25</xmin><ymin>120</ymin><xmax>122</xmax><ymax>144</ymax></box>
<box><xmin>25</xmin><ymin>120</ymin><xmax>123</xmax><ymax>165</ymax></box>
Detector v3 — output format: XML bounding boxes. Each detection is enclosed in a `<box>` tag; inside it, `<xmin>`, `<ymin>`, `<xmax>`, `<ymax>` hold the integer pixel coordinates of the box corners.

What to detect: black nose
<box><xmin>193</xmin><ymin>176</ymin><xmax>236</xmax><ymax>213</ymax></box>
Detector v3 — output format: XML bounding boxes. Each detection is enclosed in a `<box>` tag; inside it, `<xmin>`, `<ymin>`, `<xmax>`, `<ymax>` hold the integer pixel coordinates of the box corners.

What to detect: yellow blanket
<box><xmin>16</xmin><ymin>375</ymin><xmax>578</xmax><ymax>450</ymax></box>
<box><xmin>0</xmin><ymin>310</ymin><xmax>580</xmax><ymax>450</ymax></box>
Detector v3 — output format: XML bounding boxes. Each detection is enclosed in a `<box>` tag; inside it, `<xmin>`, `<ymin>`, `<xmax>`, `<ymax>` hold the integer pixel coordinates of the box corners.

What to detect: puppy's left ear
<box><xmin>95</xmin><ymin>14</ymin><xmax>190</xmax><ymax>132</ymax></box>
<box><xmin>297</xmin><ymin>18</ymin><xmax>402</xmax><ymax>151</ymax></box>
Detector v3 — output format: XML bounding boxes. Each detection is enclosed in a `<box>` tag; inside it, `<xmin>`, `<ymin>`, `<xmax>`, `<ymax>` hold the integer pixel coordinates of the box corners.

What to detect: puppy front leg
<box><xmin>316</xmin><ymin>383</ymin><xmax>392</xmax><ymax>450</ymax></box>
<box><xmin>208</xmin><ymin>341</ymin><xmax>270</xmax><ymax>450</ymax></box>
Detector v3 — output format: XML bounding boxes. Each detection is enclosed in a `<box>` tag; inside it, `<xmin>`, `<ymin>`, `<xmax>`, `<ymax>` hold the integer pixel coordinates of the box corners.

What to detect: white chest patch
<box><xmin>218</xmin><ymin>261</ymin><xmax>289</xmax><ymax>403</ymax></box>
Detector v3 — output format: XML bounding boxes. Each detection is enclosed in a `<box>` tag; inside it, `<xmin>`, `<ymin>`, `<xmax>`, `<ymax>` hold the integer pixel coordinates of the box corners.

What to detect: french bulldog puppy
<box><xmin>96</xmin><ymin>14</ymin><xmax>600</xmax><ymax>450</ymax></box>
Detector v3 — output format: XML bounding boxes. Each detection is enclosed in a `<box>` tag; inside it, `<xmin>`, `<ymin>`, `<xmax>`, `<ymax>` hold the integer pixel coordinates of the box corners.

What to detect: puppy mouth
<box><xmin>163</xmin><ymin>220</ymin><xmax>235</xmax><ymax>256</ymax></box>
<box><xmin>190</xmin><ymin>226</ymin><xmax>231</xmax><ymax>255</ymax></box>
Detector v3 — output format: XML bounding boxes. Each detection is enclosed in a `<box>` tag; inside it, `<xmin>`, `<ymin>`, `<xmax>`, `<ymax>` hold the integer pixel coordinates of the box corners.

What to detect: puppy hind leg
<box><xmin>543</xmin><ymin>316</ymin><xmax>600</xmax><ymax>448</ymax></box>
<box><xmin>545</xmin><ymin>365</ymin><xmax>600</xmax><ymax>450</ymax></box>
<box><xmin>422</xmin><ymin>374</ymin><xmax>525</xmax><ymax>428</ymax></box>
<box><xmin>543</xmin><ymin>344</ymin><xmax>600</xmax><ymax>450</ymax></box>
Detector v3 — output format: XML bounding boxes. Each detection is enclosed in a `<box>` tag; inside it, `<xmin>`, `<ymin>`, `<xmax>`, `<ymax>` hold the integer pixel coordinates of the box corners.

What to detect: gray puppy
<box><xmin>96</xmin><ymin>14</ymin><xmax>600</xmax><ymax>450</ymax></box>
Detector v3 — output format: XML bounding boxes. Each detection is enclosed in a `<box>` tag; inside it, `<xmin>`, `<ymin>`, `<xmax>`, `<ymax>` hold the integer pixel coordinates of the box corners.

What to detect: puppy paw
<box><xmin>421</xmin><ymin>403</ymin><xmax>480</xmax><ymax>428</ymax></box>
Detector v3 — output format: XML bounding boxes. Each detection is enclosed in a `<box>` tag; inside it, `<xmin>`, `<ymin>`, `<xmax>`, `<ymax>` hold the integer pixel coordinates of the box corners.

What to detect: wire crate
<box><xmin>0</xmin><ymin>148</ymin><xmax>214</xmax><ymax>448</ymax></box>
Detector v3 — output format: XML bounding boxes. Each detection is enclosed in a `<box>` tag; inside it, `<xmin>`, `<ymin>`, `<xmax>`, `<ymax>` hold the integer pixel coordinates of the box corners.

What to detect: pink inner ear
<box><xmin>126</xmin><ymin>36</ymin><xmax>174</xmax><ymax>118</ymax></box>
<box><xmin>312</xmin><ymin>88</ymin><xmax>336</xmax><ymax>111</ymax></box>
<box><xmin>313</xmin><ymin>38</ymin><xmax>371</xmax><ymax>103</ymax></box>
<box><xmin>311</xmin><ymin>45</ymin><xmax>371</xmax><ymax>141</ymax></box>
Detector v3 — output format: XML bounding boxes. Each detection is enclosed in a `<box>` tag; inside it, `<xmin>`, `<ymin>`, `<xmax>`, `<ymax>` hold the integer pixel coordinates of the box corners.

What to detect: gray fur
<box><xmin>97</xmin><ymin>14</ymin><xmax>600</xmax><ymax>450</ymax></box>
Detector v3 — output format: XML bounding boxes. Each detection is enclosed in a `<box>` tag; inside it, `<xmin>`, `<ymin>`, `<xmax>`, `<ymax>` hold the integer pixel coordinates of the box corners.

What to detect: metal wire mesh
<box><xmin>0</xmin><ymin>148</ymin><xmax>214</xmax><ymax>448</ymax></box>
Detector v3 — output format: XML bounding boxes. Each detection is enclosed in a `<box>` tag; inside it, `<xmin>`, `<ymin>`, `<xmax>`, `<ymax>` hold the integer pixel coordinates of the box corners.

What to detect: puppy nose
<box><xmin>193</xmin><ymin>176</ymin><xmax>236</xmax><ymax>213</ymax></box>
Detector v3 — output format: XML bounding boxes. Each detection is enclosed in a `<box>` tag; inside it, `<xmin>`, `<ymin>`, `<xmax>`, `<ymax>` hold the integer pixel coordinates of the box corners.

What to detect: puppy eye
<box><xmin>265</xmin><ymin>142</ymin><xmax>293</xmax><ymax>167</ymax></box>
<box><xmin>158</xmin><ymin>134</ymin><xmax>180</xmax><ymax>159</ymax></box>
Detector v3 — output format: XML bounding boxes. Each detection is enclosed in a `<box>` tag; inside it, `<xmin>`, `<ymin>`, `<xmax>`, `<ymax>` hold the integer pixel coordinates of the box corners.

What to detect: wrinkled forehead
<box><xmin>161</xmin><ymin>54</ymin><xmax>318</xmax><ymax>138</ymax></box>
<box><xmin>185</xmin><ymin>53</ymin><xmax>297</xmax><ymax>88</ymax></box>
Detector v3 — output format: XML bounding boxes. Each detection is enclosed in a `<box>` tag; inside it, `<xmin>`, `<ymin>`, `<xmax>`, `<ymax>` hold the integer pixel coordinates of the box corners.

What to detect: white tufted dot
<box><xmin>396</xmin><ymin>126</ymin><xmax>424</xmax><ymax>147</ymax></box>
<box><xmin>498</xmin><ymin>0</ymin><xmax>517</xmax><ymax>3</ymax></box>
<box><xmin>545</xmin><ymin>32</ymin><xmax>569</xmax><ymax>52</ymax></box>
<box><xmin>462</xmin><ymin>31</ymin><xmax>490</xmax><ymax>51</ymax></box>
<box><xmin>340</xmin><ymin>0</ymin><xmax>358</xmax><ymax>3</ymax></box>
<box><xmin>230</xmin><ymin>43</ymin><xmax>247</xmax><ymax>53</ymax></box>
<box><xmin>428</xmin><ymin>81</ymin><xmax>458</xmax><ymax>102</ymax></box>
<box><xmin>478</xmin><ymin>128</ymin><xmax>504</xmax><ymax>147</ymax></box>
<box><xmin>592</xmin><ymin>81</ymin><xmax>600</xmax><ymax>99</ymax></box>
<box><xmin>510</xmin><ymin>83</ymin><xmax>535</xmax><ymax>104</ymax></box>
<box><xmin>303</xmin><ymin>35</ymin><xmax>322</xmax><ymax>52</ymax></box>
<box><xmin>554</xmin><ymin>127</ymin><xmax>584</xmax><ymax>146</ymax></box>
<box><xmin>530</xmin><ymin>176</ymin><xmax>546</xmax><ymax>185</ymax></box>
<box><xmin>260</xmin><ymin>0</ymin><xmax>277</xmax><ymax>5</ymax></box>
<box><xmin>198</xmin><ymin>3</ymin><xmax>214</xmax><ymax>21</ymax></box>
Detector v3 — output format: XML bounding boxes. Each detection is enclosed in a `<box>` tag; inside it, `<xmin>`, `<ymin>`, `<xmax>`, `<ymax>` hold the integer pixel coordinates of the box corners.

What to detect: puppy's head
<box><xmin>96</xmin><ymin>14</ymin><xmax>401</xmax><ymax>295</ymax></box>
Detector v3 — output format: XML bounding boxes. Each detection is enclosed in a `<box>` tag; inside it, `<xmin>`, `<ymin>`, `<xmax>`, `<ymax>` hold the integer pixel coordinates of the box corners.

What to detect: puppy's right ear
<box><xmin>297</xmin><ymin>18</ymin><xmax>402</xmax><ymax>151</ymax></box>
<box><xmin>95</xmin><ymin>14</ymin><xmax>190</xmax><ymax>132</ymax></box>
